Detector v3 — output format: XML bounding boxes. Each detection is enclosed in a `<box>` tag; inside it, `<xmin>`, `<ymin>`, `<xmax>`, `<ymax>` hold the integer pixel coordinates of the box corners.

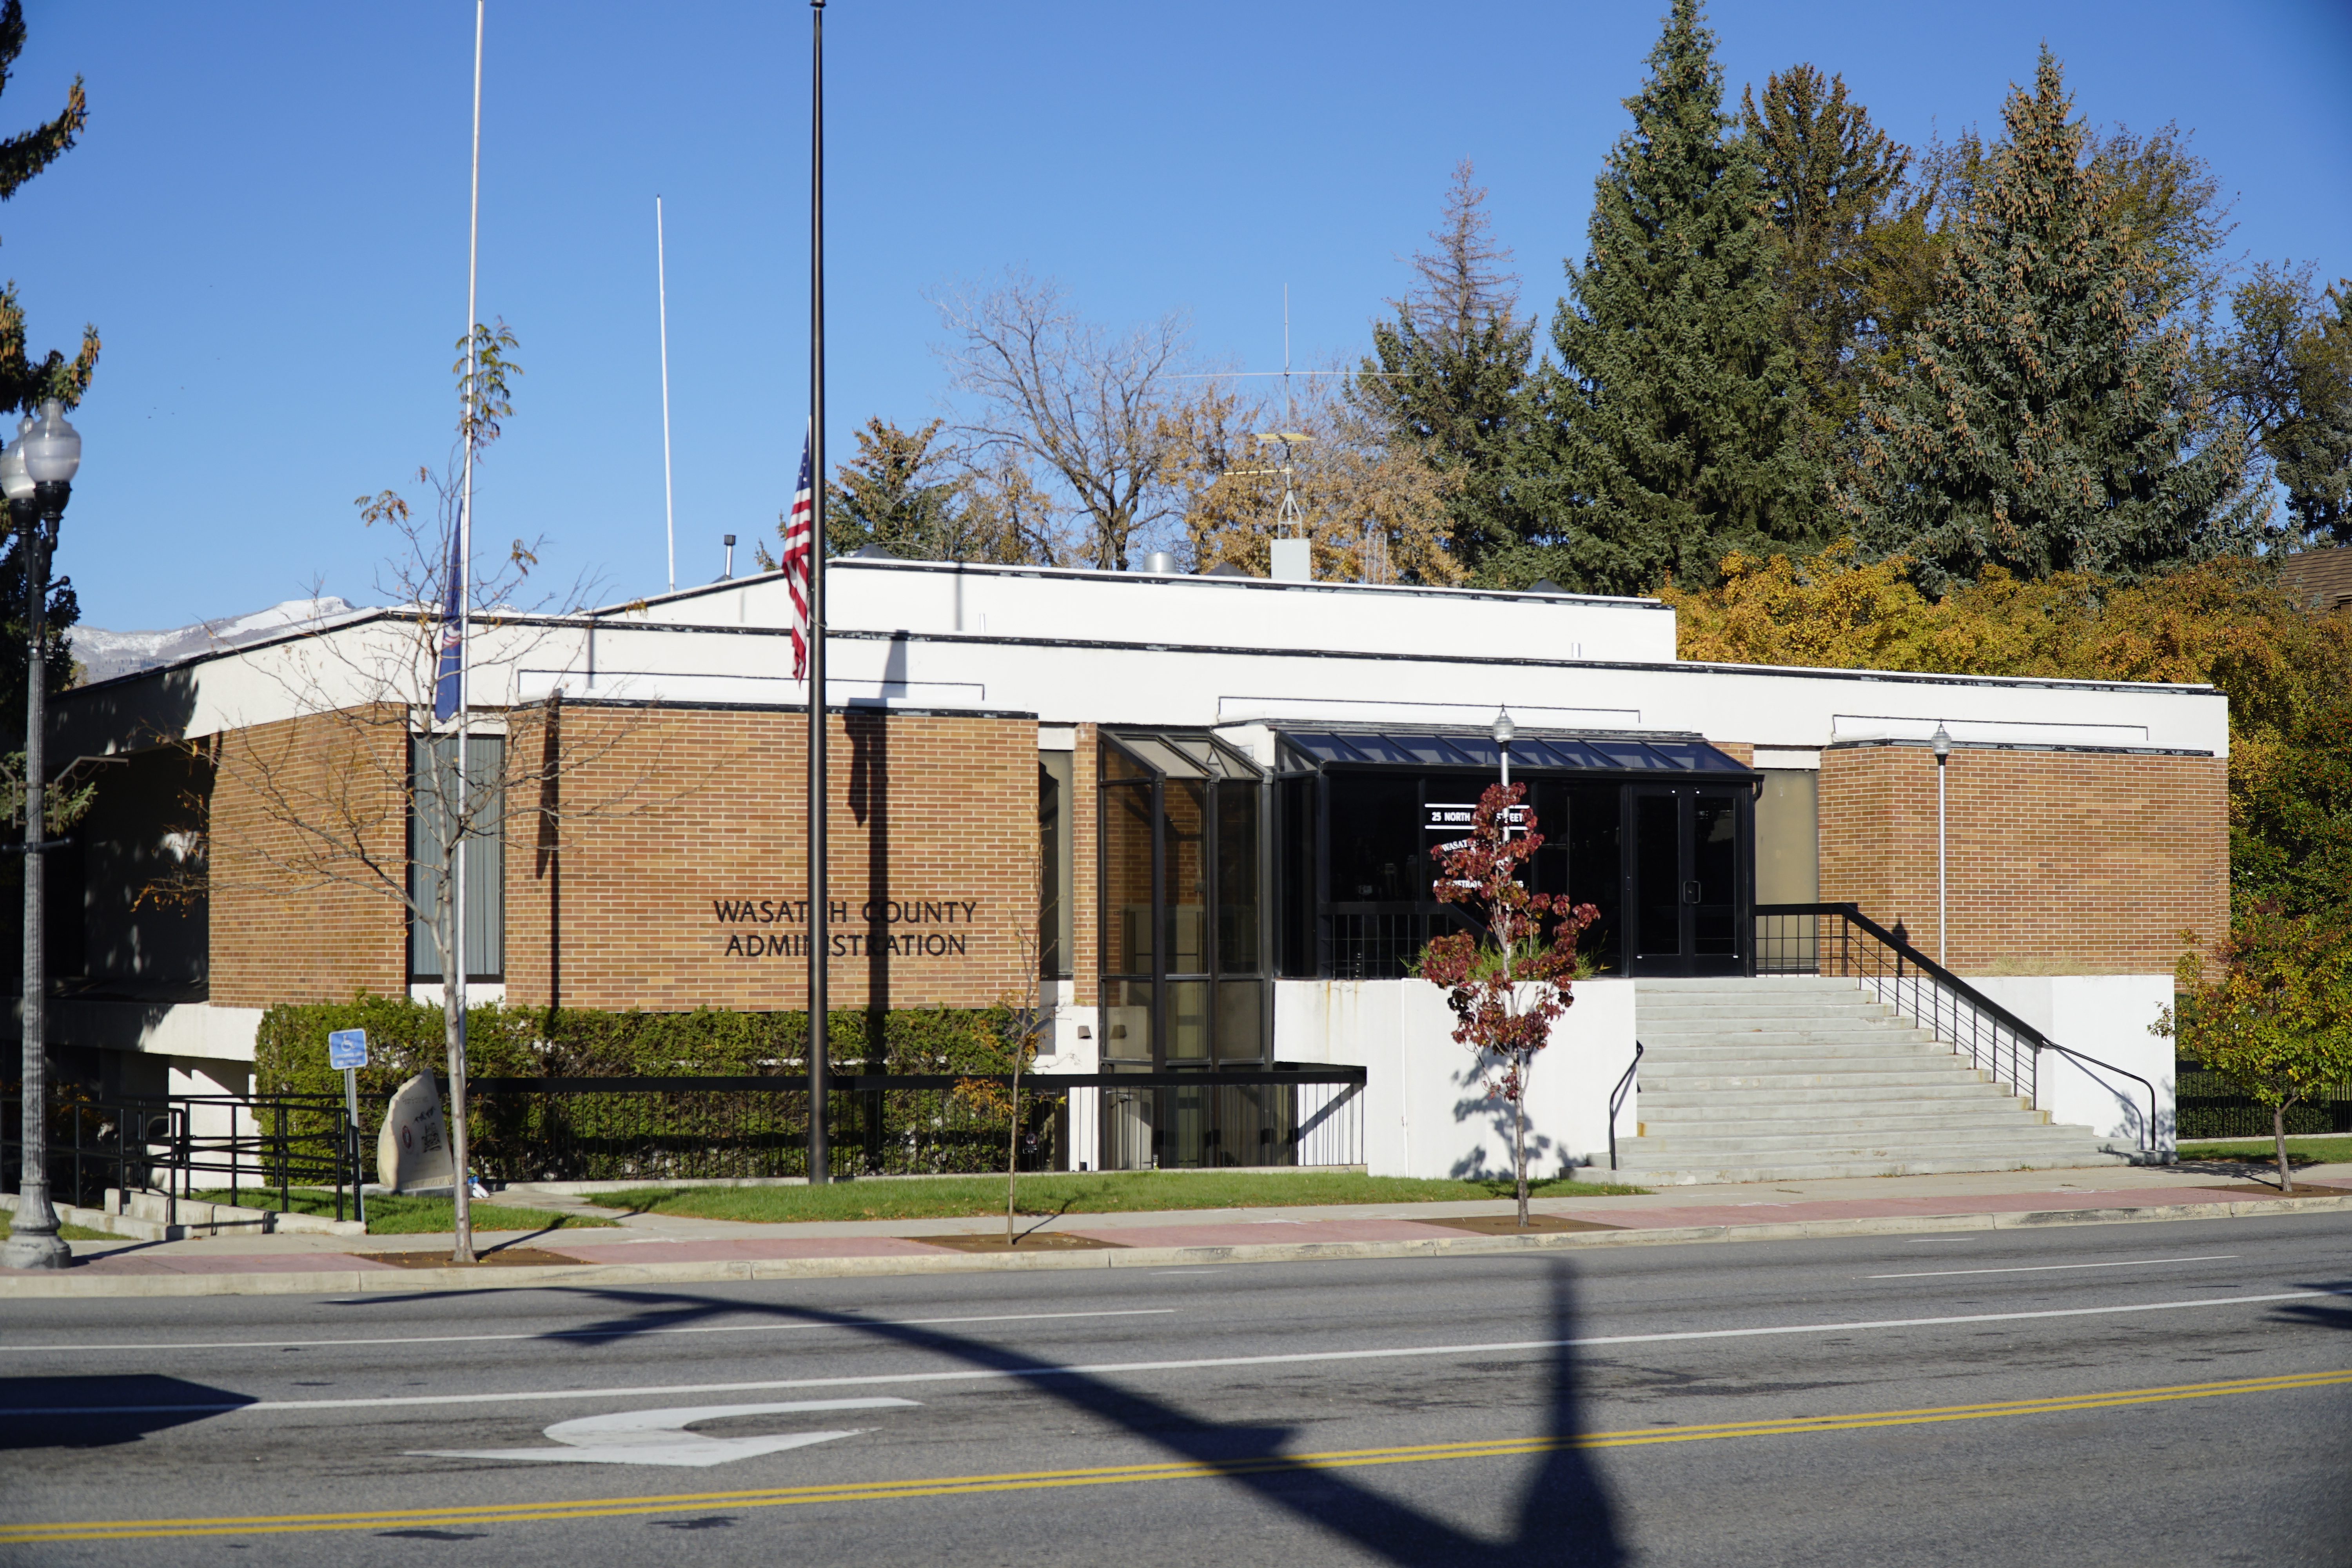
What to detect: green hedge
<box><xmin>252</xmin><ymin>998</ymin><xmax>1038</xmax><ymax>1182</ymax></box>
<box><xmin>254</xmin><ymin>998</ymin><xmax>1017</xmax><ymax>1101</ymax></box>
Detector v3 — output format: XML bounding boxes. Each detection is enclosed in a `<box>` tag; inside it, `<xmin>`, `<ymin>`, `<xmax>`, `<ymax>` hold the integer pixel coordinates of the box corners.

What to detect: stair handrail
<box><xmin>1607</xmin><ymin>1041</ymin><xmax>1644</xmax><ymax>1172</ymax></box>
<box><xmin>2033</xmin><ymin>1040</ymin><xmax>2165</xmax><ymax>1162</ymax></box>
<box><xmin>1752</xmin><ymin>902</ymin><xmax>2162</xmax><ymax>1159</ymax></box>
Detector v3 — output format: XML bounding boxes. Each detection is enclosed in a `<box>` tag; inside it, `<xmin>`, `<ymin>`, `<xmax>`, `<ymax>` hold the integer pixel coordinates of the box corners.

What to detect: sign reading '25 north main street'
<box><xmin>710</xmin><ymin>895</ymin><xmax>984</xmax><ymax>958</ymax></box>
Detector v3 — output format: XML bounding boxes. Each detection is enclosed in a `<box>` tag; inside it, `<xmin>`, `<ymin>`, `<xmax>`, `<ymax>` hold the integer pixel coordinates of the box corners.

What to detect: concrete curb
<box><xmin>4</xmin><ymin>1193</ymin><xmax>2347</xmax><ymax>1299</ymax></box>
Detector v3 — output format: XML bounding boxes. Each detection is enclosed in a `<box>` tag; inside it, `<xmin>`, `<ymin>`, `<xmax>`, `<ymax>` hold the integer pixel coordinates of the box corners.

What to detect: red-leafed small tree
<box><xmin>1420</xmin><ymin>782</ymin><xmax>1599</xmax><ymax>1227</ymax></box>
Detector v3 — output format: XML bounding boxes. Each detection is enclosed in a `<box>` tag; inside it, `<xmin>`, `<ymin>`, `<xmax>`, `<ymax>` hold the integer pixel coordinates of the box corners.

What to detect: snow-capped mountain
<box><xmin>72</xmin><ymin>597</ymin><xmax>367</xmax><ymax>685</ymax></box>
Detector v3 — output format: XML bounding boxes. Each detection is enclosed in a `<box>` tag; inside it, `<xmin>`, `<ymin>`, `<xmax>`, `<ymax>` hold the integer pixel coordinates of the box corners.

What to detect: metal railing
<box><xmin>461</xmin><ymin>1068</ymin><xmax>1369</xmax><ymax>1181</ymax></box>
<box><xmin>1607</xmin><ymin>1041</ymin><xmax>1644</xmax><ymax>1172</ymax></box>
<box><xmin>8</xmin><ymin>1069</ymin><xmax>1371</xmax><ymax>1207</ymax></box>
<box><xmin>2</xmin><ymin>1088</ymin><xmax>370</xmax><ymax>1222</ymax></box>
<box><xmin>1753</xmin><ymin>904</ymin><xmax>2164</xmax><ymax>1159</ymax></box>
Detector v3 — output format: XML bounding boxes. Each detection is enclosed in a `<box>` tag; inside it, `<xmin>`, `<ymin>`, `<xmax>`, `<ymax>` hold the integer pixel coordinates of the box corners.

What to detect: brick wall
<box><xmin>1817</xmin><ymin>744</ymin><xmax>2227</xmax><ymax>974</ymax></box>
<box><xmin>500</xmin><ymin>704</ymin><xmax>1037</xmax><ymax>1012</ymax></box>
<box><xmin>210</xmin><ymin>709</ymin><xmax>408</xmax><ymax>1006</ymax></box>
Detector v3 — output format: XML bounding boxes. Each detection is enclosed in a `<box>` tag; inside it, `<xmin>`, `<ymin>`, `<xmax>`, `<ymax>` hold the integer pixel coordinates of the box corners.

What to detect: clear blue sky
<box><xmin>10</xmin><ymin>0</ymin><xmax>2349</xmax><ymax>630</ymax></box>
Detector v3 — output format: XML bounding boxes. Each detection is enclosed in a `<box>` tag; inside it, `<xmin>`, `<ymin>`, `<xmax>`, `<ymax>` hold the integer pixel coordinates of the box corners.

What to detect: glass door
<box><xmin>1626</xmin><ymin>785</ymin><xmax>1749</xmax><ymax>976</ymax></box>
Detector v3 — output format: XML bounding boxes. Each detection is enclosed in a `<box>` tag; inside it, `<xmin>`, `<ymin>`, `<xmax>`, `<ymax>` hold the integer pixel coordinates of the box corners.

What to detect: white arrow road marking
<box><xmin>412</xmin><ymin>1397</ymin><xmax>920</xmax><ymax>1468</ymax></box>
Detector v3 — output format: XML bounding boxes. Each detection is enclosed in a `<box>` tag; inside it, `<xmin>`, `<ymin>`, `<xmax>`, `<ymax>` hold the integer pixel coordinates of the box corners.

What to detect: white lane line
<box><xmin>0</xmin><ymin>1308</ymin><xmax>1178</xmax><ymax>1356</ymax></box>
<box><xmin>1870</xmin><ymin>1254</ymin><xmax>2239</xmax><ymax>1280</ymax></box>
<box><xmin>5</xmin><ymin>1288</ymin><xmax>2338</xmax><ymax>1419</ymax></box>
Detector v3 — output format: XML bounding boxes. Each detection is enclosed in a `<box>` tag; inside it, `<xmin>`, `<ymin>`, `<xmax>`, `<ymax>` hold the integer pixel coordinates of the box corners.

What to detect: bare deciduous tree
<box><xmin>933</xmin><ymin>271</ymin><xmax>1200</xmax><ymax>571</ymax></box>
<box><xmin>155</xmin><ymin>329</ymin><xmax>701</xmax><ymax>1262</ymax></box>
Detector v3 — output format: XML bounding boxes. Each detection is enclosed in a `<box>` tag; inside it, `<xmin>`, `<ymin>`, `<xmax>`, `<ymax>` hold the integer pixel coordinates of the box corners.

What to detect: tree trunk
<box><xmin>446</xmin><ymin>996</ymin><xmax>472</xmax><ymax>1261</ymax></box>
<box><xmin>1514</xmin><ymin>1062</ymin><xmax>1529</xmax><ymax>1228</ymax></box>
<box><xmin>2274</xmin><ymin>1102</ymin><xmax>2294</xmax><ymax>1195</ymax></box>
<box><xmin>440</xmin><ymin>851</ymin><xmax>475</xmax><ymax>1264</ymax></box>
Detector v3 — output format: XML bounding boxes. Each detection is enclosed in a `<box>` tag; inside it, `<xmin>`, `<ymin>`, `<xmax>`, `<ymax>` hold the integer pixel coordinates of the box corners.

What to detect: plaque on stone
<box><xmin>378</xmin><ymin>1073</ymin><xmax>456</xmax><ymax>1193</ymax></box>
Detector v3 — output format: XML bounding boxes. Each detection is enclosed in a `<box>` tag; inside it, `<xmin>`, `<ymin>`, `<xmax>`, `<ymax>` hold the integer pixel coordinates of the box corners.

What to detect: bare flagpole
<box><xmin>806</xmin><ymin>0</ymin><xmax>830</xmax><ymax>1185</ymax></box>
<box><xmin>448</xmin><ymin>0</ymin><xmax>485</xmax><ymax>1263</ymax></box>
<box><xmin>657</xmin><ymin>194</ymin><xmax>676</xmax><ymax>595</ymax></box>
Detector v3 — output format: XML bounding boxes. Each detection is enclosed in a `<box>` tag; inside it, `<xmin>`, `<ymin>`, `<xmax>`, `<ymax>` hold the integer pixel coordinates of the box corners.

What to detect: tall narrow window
<box><xmin>409</xmin><ymin>735</ymin><xmax>504</xmax><ymax>982</ymax></box>
<box><xmin>1038</xmin><ymin>751</ymin><xmax>1074</xmax><ymax>978</ymax></box>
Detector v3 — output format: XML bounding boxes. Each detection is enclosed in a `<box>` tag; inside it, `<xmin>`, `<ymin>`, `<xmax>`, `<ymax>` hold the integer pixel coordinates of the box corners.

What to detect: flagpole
<box><xmin>806</xmin><ymin>0</ymin><xmax>829</xmax><ymax>1185</ymax></box>
<box><xmin>448</xmin><ymin>0</ymin><xmax>485</xmax><ymax>1263</ymax></box>
<box><xmin>657</xmin><ymin>194</ymin><xmax>675</xmax><ymax>595</ymax></box>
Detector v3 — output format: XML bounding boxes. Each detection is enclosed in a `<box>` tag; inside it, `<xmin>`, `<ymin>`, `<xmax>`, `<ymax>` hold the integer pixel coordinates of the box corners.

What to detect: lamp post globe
<box><xmin>0</xmin><ymin>401</ymin><xmax>78</xmax><ymax>1271</ymax></box>
<box><xmin>1491</xmin><ymin>706</ymin><xmax>1515</xmax><ymax>789</ymax></box>
<box><xmin>0</xmin><ymin>415</ymin><xmax>34</xmax><ymax>506</ymax></box>
<box><xmin>21</xmin><ymin>400</ymin><xmax>79</xmax><ymax>487</ymax></box>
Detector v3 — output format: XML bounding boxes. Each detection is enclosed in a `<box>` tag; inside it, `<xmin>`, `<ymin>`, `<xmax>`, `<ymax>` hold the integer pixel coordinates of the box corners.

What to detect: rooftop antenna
<box><xmin>656</xmin><ymin>194</ymin><xmax>676</xmax><ymax>594</ymax></box>
<box><xmin>1206</xmin><ymin>287</ymin><xmax>1317</xmax><ymax>579</ymax></box>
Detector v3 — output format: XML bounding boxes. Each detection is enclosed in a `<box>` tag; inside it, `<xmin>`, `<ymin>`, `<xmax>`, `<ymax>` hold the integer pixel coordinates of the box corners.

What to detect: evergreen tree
<box><xmin>1844</xmin><ymin>49</ymin><xmax>2267</xmax><ymax>590</ymax></box>
<box><xmin>802</xmin><ymin>416</ymin><xmax>1040</xmax><ymax>566</ymax></box>
<box><xmin>1352</xmin><ymin>161</ymin><xmax>1534</xmax><ymax>573</ymax></box>
<box><xmin>1525</xmin><ymin>0</ymin><xmax>1819</xmax><ymax>596</ymax></box>
<box><xmin>2223</xmin><ymin>263</ymin><xmax>2352</xmax><ymax>546</ymax></box>
<box><xmin>1741</xmin><ymin>66</ymin><xmax>1917</xmax><ymax>489</ymax></box>
<box><xmin>0</xmin><ymin>0</ymin><xmax>93</xmax><ymax>748</ymax></box>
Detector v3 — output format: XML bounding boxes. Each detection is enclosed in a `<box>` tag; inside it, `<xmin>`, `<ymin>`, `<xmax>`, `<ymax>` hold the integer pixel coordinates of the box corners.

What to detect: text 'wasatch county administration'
<box><xmin>710</xmin><ymin>897</ymin><xmax>982</xmax><ymax>959</ymax></box>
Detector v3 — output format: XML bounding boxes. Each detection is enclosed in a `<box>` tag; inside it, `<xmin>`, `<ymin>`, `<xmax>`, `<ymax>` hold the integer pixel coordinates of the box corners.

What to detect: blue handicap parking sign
<box><xmin>327</xmin><ymin>1029</ymin><xmax>369</xmax><ymax>1071</ymax></box>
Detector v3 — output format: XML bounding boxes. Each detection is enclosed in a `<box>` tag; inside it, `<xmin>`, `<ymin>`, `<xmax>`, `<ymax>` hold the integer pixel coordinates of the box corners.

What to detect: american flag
<box><xmin>432</xmin><ymin>515</ymin><xmax>465</xmax><ymax>722</ymax></box>
<box><xmin>782</xmin><ymin>428</ymin><xmax>815</xmax><ymax>682</ymax></box>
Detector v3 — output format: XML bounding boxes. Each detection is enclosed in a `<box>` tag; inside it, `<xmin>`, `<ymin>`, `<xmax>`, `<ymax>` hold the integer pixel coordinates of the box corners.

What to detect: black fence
<box><xmin>1</xmin><ymin>1087</ymin><xmax>369</xmax><ymax>1220</ymax></box>
<box><xmin>6</xmin><ymin>1069</ymin><xmax>1370</xmax><ymax>1203</ymax></box>
<box><xmin>461</xmin><ymin>1070</ymin><xmax>1367</xmax><ymax>1181</ymax></box>
<box><xmin>2176</xmin><ymin>1064</ymin><xmax>2352</xmax><ymax>1140</ymax></box>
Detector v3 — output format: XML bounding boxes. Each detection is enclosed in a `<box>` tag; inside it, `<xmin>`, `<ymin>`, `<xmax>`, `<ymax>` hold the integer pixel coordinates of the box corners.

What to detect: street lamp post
<box><xmin>1930</xmin><ymin>722</ymin><xmax>1951</xmax><ymax>967</ymax></box>
<box><xmin>1</xmin><ymin>399</ymin><xmax>80</xmax><ymax>1272</ymax></box>
<box><xmin>1492</xmin><ymin>706</ymin><xmax>1515</xmax><ymax>791</ymax></box>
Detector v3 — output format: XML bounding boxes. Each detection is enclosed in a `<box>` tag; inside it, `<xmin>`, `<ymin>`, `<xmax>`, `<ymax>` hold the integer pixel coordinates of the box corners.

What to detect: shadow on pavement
<box><xmin>0</xmin><ymin>1374</ymin><xmax>254</xmax><ymax>1450</ymax></box>
<box><xmin>347</xmin><ymin>1264</ymin><xmax>1627</xmax><ymax>1564</ymax></box>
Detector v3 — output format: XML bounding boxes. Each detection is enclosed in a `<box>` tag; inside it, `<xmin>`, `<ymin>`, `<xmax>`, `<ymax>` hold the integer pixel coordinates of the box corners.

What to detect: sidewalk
<box><xmin>6</xmin><ymin>1158</ymin><xmax>2349</xmax><ymax>1299</ymax></box>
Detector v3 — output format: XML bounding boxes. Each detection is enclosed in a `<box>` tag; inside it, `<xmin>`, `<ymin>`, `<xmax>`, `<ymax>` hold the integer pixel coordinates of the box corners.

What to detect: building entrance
<box><xmin>1256</xmin><ymin>726</ymin><xmax>1758</xmax><ymax>981</ymax></box>
<box><xmin>1627</xmin><ymin>784</ymin><xmax>1749</xmax><ymax>977</ymax></box>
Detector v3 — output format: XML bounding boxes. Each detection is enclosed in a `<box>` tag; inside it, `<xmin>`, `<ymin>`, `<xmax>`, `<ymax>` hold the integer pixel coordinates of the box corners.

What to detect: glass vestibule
<box><xmin>1098</xmin><ymin>732</ymin><xmax>1269</xmax><ymax>1067</ymax></box>
<box><xmin>1270</xmin><ymin>728</ymin><xmax>1757</xmax><ymax>981</ymax></box>
<box><xmin>1096</xmin><ymin>731</ymin><xmax>1276</xmax><ymax>1169</ymax></box>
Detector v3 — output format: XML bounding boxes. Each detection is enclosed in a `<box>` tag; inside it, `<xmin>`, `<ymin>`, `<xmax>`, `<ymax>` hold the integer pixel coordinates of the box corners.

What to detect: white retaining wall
<box><xmin>1273</xmin><ymin>978</ymin><xmax>1637</xmax><ymax>1180</ymax></box>
<box><xmin>1963</xmin><ymin>975</ymin><xmax>2177</xmax><ymax>1154</ymax></box>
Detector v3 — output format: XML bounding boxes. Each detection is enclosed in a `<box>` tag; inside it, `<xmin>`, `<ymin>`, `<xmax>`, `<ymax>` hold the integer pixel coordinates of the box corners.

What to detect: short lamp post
<box><xmin>0</xmin><ymin>400</ymin><xmax>80</xmax><ymax>1272</ymax></box>
<box><xmin>1930</xmin><ymin>722</ymin><xmax>1952</xmax><ymax>968</ymax></box>
<box><xmin>1492</xmin><ymin>706</ymin><xmax>1515</xmax><ymax>790</ymax></box>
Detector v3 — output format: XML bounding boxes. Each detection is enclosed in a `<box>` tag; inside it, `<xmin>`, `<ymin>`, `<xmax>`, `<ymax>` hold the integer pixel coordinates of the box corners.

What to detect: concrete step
<box><xmin>1640</xmin><ymin>1042</ymin><xmax>1951</xmax><ymax>1066</ymax></box>
<box><xmin>1622</xmin><ymin>1128</ymin><xmax>2098</xmax><ymax>1158</ymax></box>
<box><xmin>1637</xmin><ymin>994</ymin><xmax>1891</xmax><ymax>1015</ymax></box>
<box><xmin>1638</xmin><ymin>1033</ymin><xmax>1944</xmax><ymax>1054</ymax></box>
<box><xmin>1635</xmin><ymin>1108</ymin><xmax>2047</xmax><ymax>1136</ymax></box>
<box><xmin>1638</xmin><ymin>1082</ymin><xmax>2011</xmax><ymax>1107</ymax></box>
<box><xmin>1605</xmin><ymin>1151</ymin><xmax>2136</xmax><ymax>1186</ymax></box>
<box><xmin>1639</xmin><ymin>1018</ymin><xmax>1919</xmax><ymax>1040</ymax></box>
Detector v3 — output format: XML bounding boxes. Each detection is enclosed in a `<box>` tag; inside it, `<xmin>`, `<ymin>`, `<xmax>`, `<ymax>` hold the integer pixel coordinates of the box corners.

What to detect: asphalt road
<box><xmin>3</xmin><ymin>1212</ymin><xmax>2348</xmax><ymax>1566</ymax></box>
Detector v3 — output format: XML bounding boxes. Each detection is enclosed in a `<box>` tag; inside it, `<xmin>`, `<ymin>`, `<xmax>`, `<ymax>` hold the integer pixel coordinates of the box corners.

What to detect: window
<box><xmin>408</xmin><ymin>735</ymin><xmax>503</xmax><ymax>983</ymax></box>
<box><xmin>1038</xmin><ymin>751</ymin><xmax>1075</xmax><ymax>978</ymax></box>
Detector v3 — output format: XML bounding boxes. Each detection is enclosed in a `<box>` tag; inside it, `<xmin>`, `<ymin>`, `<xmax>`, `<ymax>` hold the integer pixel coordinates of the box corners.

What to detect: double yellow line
<box><xmin>7</xmin><ymin>1367</ymin><xmax>2346</xmax><ymax>1545</ymax></box>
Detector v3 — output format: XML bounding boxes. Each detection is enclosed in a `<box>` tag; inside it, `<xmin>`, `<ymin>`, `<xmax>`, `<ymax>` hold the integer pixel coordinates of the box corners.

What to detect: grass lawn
<box><xmin>0</xmin><ymin>1211</ymin><xmax>112</xmax><ymax>1242</ymax></box>
<box><xmin>2176</xmin><ymin>1136</ymin><xmax>2352</xmax><ymax>1169</ymax></box>
<box><xmin>599</xmin><ymin>1169</ymin><xmax>1649</xmax><ymax>1225</ymax></box>
<box><xmin>190</xmin><ymin>1187</ymin><xmax>617</xmax><ymax>1237</ymax></box>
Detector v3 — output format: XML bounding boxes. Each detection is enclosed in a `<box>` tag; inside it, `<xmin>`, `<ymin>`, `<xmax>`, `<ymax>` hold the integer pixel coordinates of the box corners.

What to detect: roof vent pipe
<box><xmin>1139</xmin><ymin>551</ymin><xmax>1176</xmax><ymax>575</ymax></box>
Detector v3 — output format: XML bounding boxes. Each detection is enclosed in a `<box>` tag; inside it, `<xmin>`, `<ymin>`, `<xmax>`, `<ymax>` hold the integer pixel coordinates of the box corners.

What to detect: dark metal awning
<box><xmin>1272</xmin><ymin>727</ymin><xmax>1754</xmax><ymax>776</ymax></box>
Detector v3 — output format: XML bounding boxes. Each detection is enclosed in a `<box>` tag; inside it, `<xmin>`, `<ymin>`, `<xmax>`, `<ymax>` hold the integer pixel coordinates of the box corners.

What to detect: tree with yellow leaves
<box><xmin>1180</xmin><ymin>374</ymin><xmax>1463</xmax><ymax>586</ymax></box>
